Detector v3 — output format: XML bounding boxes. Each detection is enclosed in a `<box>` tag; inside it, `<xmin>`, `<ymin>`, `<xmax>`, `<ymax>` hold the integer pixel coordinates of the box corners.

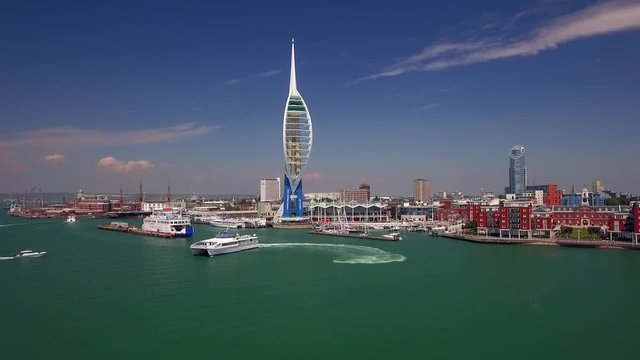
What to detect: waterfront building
<box><xmin>142</xmin><ymin>199</ymin><xmax>186</xmax><ymax>212</ymax></box>
<box><xmin>414</xmin><ymin>178</ymin><xmax>430</xmax><ymax>203</ymax></box>
<box><xmin>475</xmin><ymin>204</ymin><xmax>501</xmax><ymax>236</ymax></box>
<box><xmin>629</xmin><ymin>204</ymin><xmax>640</xmax><ymax>243</ymax></box>
<box><xmin>526</xmin><ymin>184</ymin><xmax>562</xmax><ymax>205</ymax></box>
<box><xmin>531</xmin><ymin>204</ymin><xmax>633</xmax><ymax>238</ymax></box>
<box><xmin>505</xmin><ymin>145</ymin><xmax>527</xmax><ymax>195</ymax></box>
<box><xmin>340</xmin><ymin>188</ymin><xmax>369</xmax><ymax>203</ymax></box>
<box><xmin>611</xmin><ymin>203</ymin><xmax>640</xmax><ymax>243</ymax></box>
<box><xmin>498</xmin><ymin>201</ymin><xmax>532</xmax><ymax>239</ymax></box>
<box><xmin>278</xmin><ymin>39</ymin><xmax>313</xmax><ymax>219</ymax></box>
<box><xmin>562</xmin><ymin>188</ymin><xmax>606</xmax><ymax>206</ymax></box>
<box><xmin>522</xmin><ymin>190</ymin><xmax>544</xmax><ymax>205</ymax></box>
<box><xmin>260</xmin><ymin>178</ymin><xmax>281</xmax><ymax>202</ymax></box>
<box><xmin>305</xmin><ymin>192</ymin><xmax>341</xmax><ymax>202</ymax></box>
<box><xmin>309</xmin><ymin>202</ymin><xmax>388</xmax><ymax>223</ymax></box>
<box><xmin>359</xmin><ymin>183</ymin><xmax>371</xmax><ymax>201</ymax></box>
<box><xmin>257</xmin><ymin>201</ymin><xmax>279</xmax><ymax>220</ymax></box>
<box><xmin>398</xmin><ymin>205</ymin><xmax>440</xmax><ymax>223</ymax></box>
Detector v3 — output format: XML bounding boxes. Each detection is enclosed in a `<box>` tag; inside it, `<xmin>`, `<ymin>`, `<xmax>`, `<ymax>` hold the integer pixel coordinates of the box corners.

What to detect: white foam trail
<box><xmin>0</xmin><ymin>221</ymin><xmax>49</xmax><ymax>228</ymax></box>
<box><xmin>260</xmin><ymin>242</ymin><xmax>406</xmax><ymax>264</ymax></box>
<box><xmin>0</xmin><ymin>256</ymin><xmax>15</xmax><ymax>260</ymax></box>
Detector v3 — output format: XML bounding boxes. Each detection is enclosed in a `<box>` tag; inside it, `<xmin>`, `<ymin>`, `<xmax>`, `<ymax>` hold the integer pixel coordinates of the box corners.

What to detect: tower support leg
<box><xmin>295</xmin><ymin>180</ymin><xmax>304</xmax><ymax>217</ymax></box>
<box><xmin>283</xmin><ymin>175</ymin><xmax>292</xmax><ymax>217</ymax></box>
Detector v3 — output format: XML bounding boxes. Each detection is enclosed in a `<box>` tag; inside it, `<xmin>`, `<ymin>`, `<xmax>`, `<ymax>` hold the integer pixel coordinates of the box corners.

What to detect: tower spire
<box><xmin>289</xmin><ymin>38</ymin><xmax>297</xmax><ymax>94</ymax></box>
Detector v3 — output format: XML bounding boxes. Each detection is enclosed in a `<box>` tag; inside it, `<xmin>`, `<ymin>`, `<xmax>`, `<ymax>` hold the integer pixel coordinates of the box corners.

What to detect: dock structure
<box><xmin>309</xmin><ymin>230</ymin><xmax>401</xmax><ymax>242</ymax></box>
<box><xmin>440</xmin><ymin>233</ymin><xmax>640</xmax><ymax>250</ymax></box>
<box><xmin>97</xmin><ymin>223</ymin><xmax>175</xmax><ymax>239</ymax></box>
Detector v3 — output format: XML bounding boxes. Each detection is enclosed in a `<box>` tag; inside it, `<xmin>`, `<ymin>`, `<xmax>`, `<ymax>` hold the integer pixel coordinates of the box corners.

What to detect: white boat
<box><xmin>14</xmin><ymin>249</ymin><xmax>47</xmax><ymax>258</ymax></box>
<box><xmin>382</xmin><ymin>232</ymin><xmax>402</xmax><ymax>241</ymax></box>
<box><xmin>142</xmin><ymin>209</ymin><xmax>193</xmax><ymax>237</ymax></box>
<box><xmin>66</xmin><ymin>215</ymin><xmax>77</xmax><ymax>223</ymax></box>
<box><xmin>210</xmin><ymin>217</ymin><xmax>245</xmax><ymax>229</ymax></box>
<box><xmin>244</xmin><ymin>218</ymin><xmax>267</xmax><ymax>228</ymax></box>
<box><xmin>190</xmin><ymin>231</ymin><xmax>259</xmax><ymax>256</ymax></box>
<box><xmin>429</xmin><ymin>226</ymin><xmax>447</xmax><ymax>236</ymax></box>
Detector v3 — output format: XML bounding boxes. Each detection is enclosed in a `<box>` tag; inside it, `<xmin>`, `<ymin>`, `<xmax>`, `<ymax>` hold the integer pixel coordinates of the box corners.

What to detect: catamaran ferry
<box><xmin>141</xmin><ymin>209</ymin><xmax>193</xmax><ymax>237</ymax></box>
<box><xmin>190</xmin><ymin>231</ymin><xmax>258</xmax><ymax>256</ymax></box>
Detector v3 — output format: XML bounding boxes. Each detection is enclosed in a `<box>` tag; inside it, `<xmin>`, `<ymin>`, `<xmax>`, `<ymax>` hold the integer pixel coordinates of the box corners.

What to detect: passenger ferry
<box><xmin>141</xmin><ymin>209</ymin><xmax>193</xmax><ymax>237</ymax></box>
<box><xmin>190</xmin><ymin>231</ymin><xmax>258</xmax><ymax>256</ymax></box>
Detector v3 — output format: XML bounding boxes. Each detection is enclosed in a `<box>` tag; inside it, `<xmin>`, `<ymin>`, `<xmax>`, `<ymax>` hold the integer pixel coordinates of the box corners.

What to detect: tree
<box><xmin>464</xmin><ymin>220</ymin><xmax>478</xmax><ymax>233</ymax></box>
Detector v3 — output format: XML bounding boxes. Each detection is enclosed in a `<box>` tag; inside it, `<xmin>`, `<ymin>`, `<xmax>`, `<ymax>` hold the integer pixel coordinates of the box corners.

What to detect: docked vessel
<box><xmin>190</xmin><ymin>231</ymin><xmax>259</xmax><ymax>256</ymax></box>
<box><xmin>141</xmin><ymin>209</ymin><xmax>193</xmax><ymax>237</ymax></box>
<box><xmin>14</xmin><ymin>249</ymin><xmax>47</xmax><ymax>258</ymax></box>
<box><xmin>382</xmin><ymin>232</ymin><xmax>403</xmax><ymax>241</ymax></box>
<box><xmin>66</xmin><ymin>215</ymin><xmax>77</xmax><ymax>223</ymax></box>
<box><xmin>210</xmin><ymin>217</ymin><xmax>245</xmax><ymax>229</ymax></box>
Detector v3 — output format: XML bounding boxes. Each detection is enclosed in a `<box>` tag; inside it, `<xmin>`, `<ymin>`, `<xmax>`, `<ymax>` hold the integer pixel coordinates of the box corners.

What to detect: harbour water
<box><xmin>1</xmin><ymin>211</ymin><xmax>639</xmax><ymax>359</ymax></box>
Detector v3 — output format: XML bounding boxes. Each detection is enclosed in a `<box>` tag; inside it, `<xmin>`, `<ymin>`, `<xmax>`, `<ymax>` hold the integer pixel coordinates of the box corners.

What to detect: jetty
<box><xmin>97</xmin><ymin>222</ymin><xmax>175</xmax><ymax>239</ymax></box>
<box><xmin>309</xmin><ymin>230</ymin><xmax>401</xmax><ymax>241</ymax></box>
<box><xmin>440</xmin><ymin>233</ymin><xmax>640</xmax><ymax>250</ymax></box>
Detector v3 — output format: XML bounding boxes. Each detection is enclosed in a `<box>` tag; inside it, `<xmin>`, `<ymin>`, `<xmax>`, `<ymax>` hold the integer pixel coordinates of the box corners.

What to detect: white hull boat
<box><xmin>190</xmin><ymin>231</ymin><xmax>258</xmax><ymax>257</ymax></box>
<box><xmin>14</xmin><ymin>249</ymin><xmax>47</xmax><ymax>258</ymax></box>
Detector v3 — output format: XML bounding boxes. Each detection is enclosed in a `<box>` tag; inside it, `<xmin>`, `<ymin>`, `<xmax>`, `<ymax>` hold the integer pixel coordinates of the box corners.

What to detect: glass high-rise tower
<box><xmin>281</xmin><ymin>39</ymin><xmax>313</xmax><ymax>217</ymax></box>
<box><xmin>506</xmin><ymin>145</ymin><xmax>527</xmax><ymax>195</ymax></box>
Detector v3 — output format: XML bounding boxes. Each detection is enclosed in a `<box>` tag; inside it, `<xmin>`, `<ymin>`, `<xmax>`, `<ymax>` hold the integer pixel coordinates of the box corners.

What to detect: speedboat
<box><xmin>190</xmin><ymin>231</ymin><xmax>258</xmax><ymax>256</ymax></box>
<box><xmin>382</xmin><ymin>232</ymin><xmax>402</xmax><ymax>241</ymax></box>
<box><xmin>66</xmin><ymin>215</ymin><xmax>77</xmax><ymax>223</ymax></box>
<box><xmin>14</xmin><ymin>249</ymin><xmax>47</xmax><ymax>258</ymax></box>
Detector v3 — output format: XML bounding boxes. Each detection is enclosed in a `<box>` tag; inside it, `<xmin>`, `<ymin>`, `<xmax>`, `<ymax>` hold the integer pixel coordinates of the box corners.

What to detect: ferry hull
<box><xmin>206</xmin><ymin>243</ymin><xmax>259</xmax><ymax>256</ymax></box>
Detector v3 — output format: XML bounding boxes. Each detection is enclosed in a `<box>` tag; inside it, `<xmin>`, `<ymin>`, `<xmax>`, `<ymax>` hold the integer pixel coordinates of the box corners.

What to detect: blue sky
<box><xmin>1</xmin><ymin>0</ymin><xmax>639</xmax><ymax>196</ymax></box>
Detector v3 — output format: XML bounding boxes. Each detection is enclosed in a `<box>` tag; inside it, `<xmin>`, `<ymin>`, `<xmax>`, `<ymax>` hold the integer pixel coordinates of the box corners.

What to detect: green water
<box><xmin>1</xmin><ymin>212</ymin><xmax>639</xmax><ymax>359</ymax></box>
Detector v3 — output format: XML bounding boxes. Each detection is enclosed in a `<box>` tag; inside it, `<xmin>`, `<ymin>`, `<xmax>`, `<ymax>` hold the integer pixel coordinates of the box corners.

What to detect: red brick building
<box><xmin>526</xmin><ymin>184</ymin><xmax>562</xmax><ymax>205</ymax></box>
<box><xmin>474</xmin><ymin>201</ymin><xmax>532</xmax><ymax>238</ymax></box>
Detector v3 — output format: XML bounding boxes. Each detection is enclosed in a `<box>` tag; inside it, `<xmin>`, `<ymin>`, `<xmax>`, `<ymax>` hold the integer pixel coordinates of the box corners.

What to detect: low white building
<box><xmin>142</xmin><ymin>200</ymin><xmax>186</xmax><ymax>212</ymax></box>
<box><xmin>305</xmin><ymin>192</ymin><xmax>341</xmax><ymax>202</ymax></box>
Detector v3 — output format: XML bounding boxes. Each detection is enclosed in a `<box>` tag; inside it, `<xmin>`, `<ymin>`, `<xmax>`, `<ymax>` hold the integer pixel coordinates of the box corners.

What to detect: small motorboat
<box><xmin>14</xmin><ymin>249</ymin><xmax>47</xmax><ymax>258</ymax></box>
<box><xmin>382</xmin><ymin>232</ymin><xmax>402</xmax><ymax>241</ymax></box>
<box><xmin>66</xmin><ymin>215</ymin><xmax>77</xmax><ymax>223</ymax></box>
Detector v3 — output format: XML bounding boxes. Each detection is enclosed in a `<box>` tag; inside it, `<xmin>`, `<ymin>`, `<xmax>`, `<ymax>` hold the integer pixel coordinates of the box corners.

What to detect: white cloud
<box><xmin>225</xmin><ymin>69</ymin><xmax>282</xmax><ymax>85</ymax></box>
<box><xmin>303</xmin><ymin>172</ymin><xmax>321</xmax><ymax>182</ymax></box>
<box><xmin>43</xmin><ymin>153</ymin><xmax>65</xmax><ymax>164</ymax></box>
<box><xmin>97</xmin><ymin>156</ymin><xmax>155</xmax><ymax>173</ymax></box>
<box><xmin>362</xmin><ymin>0</ymin><xmax>640</xmax><ymax>80</ymax></box>
<box><xmin>0</xmin><ymin>122</ymin><xmax>218</xmax><ymax>149</ymax></box>
<box><xmin>410</xmin><ymin>103</ymin><xmax>440</xmax><ymax>112</ymax></box>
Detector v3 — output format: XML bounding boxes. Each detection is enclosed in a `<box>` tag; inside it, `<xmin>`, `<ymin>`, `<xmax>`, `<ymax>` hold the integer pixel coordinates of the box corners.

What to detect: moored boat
<box><xmin>382</xmin><ymin>232</ymin><xmax>402</xmax><ymax>241</ymax></box>
<box><xmin>210</xmin><ymin>217</ymin><xmax>245</xmax><ymax>229</ymax></box>
<box><xmin>142</xmin><ymin>208</ymin><xmax>193</xmax><ymax>237</ymax></box>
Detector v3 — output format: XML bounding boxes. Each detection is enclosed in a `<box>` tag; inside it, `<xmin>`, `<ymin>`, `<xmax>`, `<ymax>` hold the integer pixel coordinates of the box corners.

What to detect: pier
<box><xmin>440</xmin><ymin>233</ymin><xmax>640</xmax><ymax>250</ymax></box>
<box><xmin>309</xmin><ymin>230</ymin><xmax>401</xmax><ymax>241</ymax></box>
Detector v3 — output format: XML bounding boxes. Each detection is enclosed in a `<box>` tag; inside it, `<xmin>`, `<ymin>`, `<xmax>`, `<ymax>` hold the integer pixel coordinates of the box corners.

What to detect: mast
<box><xmin>289</xmin><ymin>38</ymin><xmax>297</xmax><ymax>94</ymax></box>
